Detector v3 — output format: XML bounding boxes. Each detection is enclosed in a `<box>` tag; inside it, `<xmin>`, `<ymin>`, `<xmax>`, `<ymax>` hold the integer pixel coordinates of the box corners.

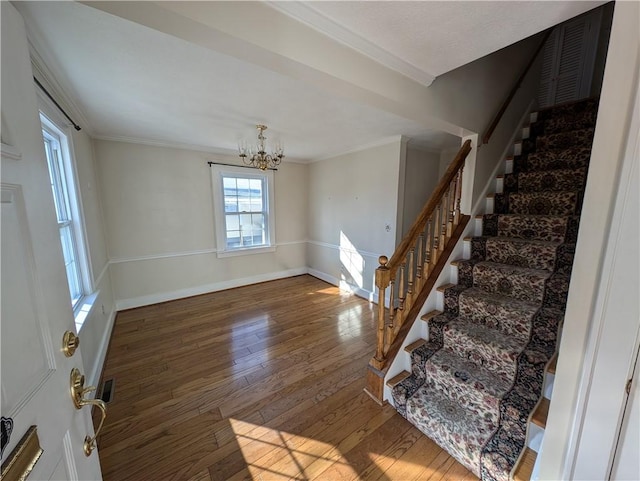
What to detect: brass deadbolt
<box><xmin>63</xmin><ymin>330</ymin><xmax>80</xmax><ymax>357</ymax></box>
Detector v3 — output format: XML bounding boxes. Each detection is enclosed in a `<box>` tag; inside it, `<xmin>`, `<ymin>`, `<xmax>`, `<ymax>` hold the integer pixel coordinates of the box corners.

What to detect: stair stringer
<box><xmin>383</xmin><ymin>102</ymin><xmax>536</xmax><ymax>405</ymax></box>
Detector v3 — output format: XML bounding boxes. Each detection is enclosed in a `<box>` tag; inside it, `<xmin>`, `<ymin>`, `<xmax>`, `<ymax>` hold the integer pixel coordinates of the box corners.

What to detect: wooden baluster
<box><xmin>373</xmin><ymin>256</ymin><xmax>390</xmax><ymax>368</ymax></box>
<box><xmin>397</xmin><ymin>263</ymin><xmax>406</xmax><ymax>311</ymax></box>
<box><xmin>424</xmin><ymin>218</ymin><xmax>432</xmax><ymax>277</ymax></box>
<box><xmin>388</xmin><ymin>279</ymin><xmax>396</xmax><ymax>325</ymax></box>
<box><xmin>447</xmin><ymin>179</ymin><xmax>456</xmax><ymax>237</ymax></box>
<box><xmin>415</xmin><ymin>233</ymin><xmax>424</xmax><ymax>291</ymax></box>
<box><xmin>439</xmin><ymin>194</ymin><xmax>447</xmax><ymax>252</ymax></box>
<box><xmin>455</xmin><ymin>167</ymin><xmax>464</xmax><ymax>225</ymax></box>
<box><xmin>407</xmin><ymin>248</ymin><xmax>415</xmax><ymax>303</ymax></box>
<box><xmin>432</xmin><ymin>204</ymin><xmax>440</xmax><ymax>263</ymax></box>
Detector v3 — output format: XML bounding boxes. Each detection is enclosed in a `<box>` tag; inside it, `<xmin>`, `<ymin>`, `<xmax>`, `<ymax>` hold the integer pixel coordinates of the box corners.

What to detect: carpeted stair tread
<box><xmin>533</xmin><ymin>127</ymin><xmax>594</xmax><ymax>152</ymax></box>
<box><xmin>534</xmin><ymin>97</ymin><xmax>599</xmax><ymax>120</ymax></box>
<box><xmin>425</xmin><ymin>348</ymin><xmax>513</xmax><ymax>420</ymax></box>
<box><xmin>472</xmin><ymin>261</ymin><xmax>552</xmax><ymax>304</ymax></box>
<box><xmin>472</xmin><ymin>236</ymin><xmax>561</xmax><ymax>272</ymax></box>
<box><xmin>492</xmin><ymin>214</ymin><xmax>570</xmax><ymax>242</ymax></box>
<box><xmin>406</xmin><ymin>386</ymin><xmax>495</xmax><ymax>478</ymax></box>
<box><xmin>531</xmin><ymin>109</ymin><xmax>597</xmax><ymax>136</ymax></box>
<box><xmin>494</xmin><ymin>191</ymin><xmax>579</xmax><ymax>216</ymax></box>
<box><xmin>458</xmin><ymin>287</ymin><xmax>539</xmax><ymax>341</ymax></box>
<box><xmin>521</xmin><ymin>146</ymin><xmax>592</xmax><ymax>173</ymax></box>
<box><xmin>503</xmin><ymin>167</ymin><xmax>587</xmax><ymax>193</ymax></box>
<box><xmin>443</xmin><ymin>317</ymin><xmax>528</xmax><ymax>380</ymax></box>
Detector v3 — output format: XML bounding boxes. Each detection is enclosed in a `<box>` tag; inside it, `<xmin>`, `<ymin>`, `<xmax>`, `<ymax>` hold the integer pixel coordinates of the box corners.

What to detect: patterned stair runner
<box><xmin>391</xmin><ymin>97</ymin><xmax>599</xmax><ymax>481</ymax></box>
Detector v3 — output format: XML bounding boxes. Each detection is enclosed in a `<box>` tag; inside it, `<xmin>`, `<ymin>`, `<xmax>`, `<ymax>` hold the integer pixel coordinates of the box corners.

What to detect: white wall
<box><xmin>68</xmin><ymin>129</ymin><xmax>116</xmax><ymax>386</ymax></box>
<box><xmin>538</xmin><ymin>1</ymin><xmax>640</xmax><ymax>478</ymax></box>
<box><xmin>401</xmin><ymin>145</ymin><xmax>442</xmax><ymax>236</ymax></box>
<box><xmin>94</xmin><ymin>140</ymin><xmax>308</xmax><ymax>308</ymax></box>
<box><xmin>307</xmin><ymin>139</ymin><xmax>403</xmax><ymax>299</ymax></box>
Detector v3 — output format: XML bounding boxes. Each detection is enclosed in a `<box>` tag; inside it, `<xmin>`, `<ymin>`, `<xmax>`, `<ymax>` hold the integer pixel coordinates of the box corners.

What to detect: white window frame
<box><xmin>40</xmin><ymin>112</ymin><xmax>93</xmax><ymax>317</ymax></box>
<box><xmin>211</xmin><ymin>165</ymin><xmax>276</xmax><ymax>258</ymax></box>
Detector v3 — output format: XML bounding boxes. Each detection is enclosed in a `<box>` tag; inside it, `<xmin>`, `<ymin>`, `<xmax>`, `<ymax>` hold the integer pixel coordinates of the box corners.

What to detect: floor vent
<box><xmin>101</xmin><ymin>378</ymin><xmax>115</xmax><ymax>404</ymax></box>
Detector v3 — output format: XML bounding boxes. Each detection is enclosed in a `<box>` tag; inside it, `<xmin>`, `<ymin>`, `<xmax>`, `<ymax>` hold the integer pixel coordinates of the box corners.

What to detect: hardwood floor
<box><xmin>97</xmin><ymin>275</ymin><xmax>476</xmax><ymax>481</ymax></box>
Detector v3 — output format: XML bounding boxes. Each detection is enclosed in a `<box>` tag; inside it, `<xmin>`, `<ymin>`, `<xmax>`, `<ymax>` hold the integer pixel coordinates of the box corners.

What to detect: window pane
<box><xmin>226</xmin><ymin>231</ymin><xmax>241</xmax><ymax>248</ymax></box>
<box><xmin>60</xmin><ymin>225</ymin><xmax>82</xmax><ymax>307</ymax></box>
<box><xmin>43</xmin><ymin>137</ymin><xmax>71</xmax><ymax>223</ymax></box>
<box><xmin>223</xmin><ymin>177</ymin><xmax>237</xmax><ymax>191</ymax></box>
<box><xmin>250</xmin><ymin>197</ymin><xmax>263</xmax><ymax>212</ymax></box>
<box><xmin>225</xmin><ymin>214</ymin><xmax>240</xmax><ymax>232</ymax></box>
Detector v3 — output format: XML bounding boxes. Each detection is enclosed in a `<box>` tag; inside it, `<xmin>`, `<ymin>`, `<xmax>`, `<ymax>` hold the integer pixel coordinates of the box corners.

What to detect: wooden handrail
<box><xmin>368</xmin><ymin>140</ymin><xmax>472</xmax><ymax>380</ymax></box>
<box><xmin>482</xmin><ymin>28</ymin><xmax>554</xmax><ymax>145</ymax></box>
<box><xmin>388</xmin><ymin>139</ymin><xmax>471</xmax><ymax>271</ymax></box>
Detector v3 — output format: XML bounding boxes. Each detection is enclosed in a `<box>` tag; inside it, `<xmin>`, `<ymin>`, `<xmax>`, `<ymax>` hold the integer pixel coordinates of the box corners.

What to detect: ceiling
<box><xmin>14</xmin><ymin>1</ymin><xmax>604</xmax><ymax>162</ymax></box>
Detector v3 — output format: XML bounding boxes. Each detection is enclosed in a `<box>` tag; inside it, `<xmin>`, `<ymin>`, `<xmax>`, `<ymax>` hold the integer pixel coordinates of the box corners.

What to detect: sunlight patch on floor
<box><xmin>230</xmin><ymin>418</ymin><xmax>358</xmax><ymax>480</ymax></box>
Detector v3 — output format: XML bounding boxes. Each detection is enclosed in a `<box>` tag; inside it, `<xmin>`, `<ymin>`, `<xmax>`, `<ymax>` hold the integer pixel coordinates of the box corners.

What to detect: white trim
<box><xmin>307</xmin><ymin>239</ymin><xmax>380</xmax><ymax>261</ymax></box>
<box><xmin>27</xmin><ymin>37</ymin><xmax>93</xmax><ymax>134</ymax></box>
<box><xmin>215</xmin><ymin>245</ymin><xmax>276</xmax><ymax>258</ymax></box>
<box><xmin>310</xmin><ymin>135</ymin><xmax>405</xmax><ymax>163</ymax></box>
<box><xmin>266</xmin><ymin>2</ymin><xmax>436</xmax><ymax>87</ymax></box>
<box><xmin>108</xmin><ymin>241</ymin><xmax>307</xmax><ymax>264</ymax></box>
<box><xmin>307</xmin><ymin>268</ymin><xmax>377</xmax><ymax>304</ymax></box>
<box><xmin>87</xmin><ymin>306</ymin><xmax>116</xmax><ymax>388</ymax></box>
<box><xmin>110</xmin><ymin>248</ymin><xmax>219</xmax><ymax>264</ymax></box>
<box><xmin>1</xmin><ymin>142</ymin><xmax>22</xmax><ymax>161</ymax></box>
<box><xmin>93</xmin><ymin>262</ymin><xmax>110</xmax><ymax>288</ymax></box>
<box><xmin>115</xmin><ymin>267</ymin><xmax>308</xmax><ymax>310</ymax></box>
<box><xmin>93</xmin><ymin>134</ymin><xmax>309</xmax><ymax>165</ymax></box>
<box><xmin>94</xmin><ymin>134</ymin><xmax>238</xmax><ymax>157</ymax></box>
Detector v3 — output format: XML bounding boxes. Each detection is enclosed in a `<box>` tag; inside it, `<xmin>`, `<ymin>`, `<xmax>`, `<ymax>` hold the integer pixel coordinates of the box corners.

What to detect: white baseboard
<box><xmin>88</xmin><ymin>307</ymin><xmax>116</xmax><ymax>388</ymax></box>
<box><xmin>115</xmin><ymin>267</ymin><xmax>309</xmax><ymax>310</ymax></box>
<box><xmin>307</xmin><ymin>268</ymin><xmax>377</xmax><ymax>303</ymax></box>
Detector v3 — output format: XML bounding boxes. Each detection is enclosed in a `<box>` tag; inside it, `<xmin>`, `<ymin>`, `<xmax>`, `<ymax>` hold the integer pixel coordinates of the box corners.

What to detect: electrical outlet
<box><xmin>101</xmin><ymin>304</ymin><xmax>105</xmax><ymax>315</ymax></box>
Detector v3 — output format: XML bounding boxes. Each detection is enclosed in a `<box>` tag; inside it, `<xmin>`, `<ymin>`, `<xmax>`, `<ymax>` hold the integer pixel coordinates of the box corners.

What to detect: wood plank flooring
<box><xmin>97</xmin><ymin>275</ymin><xmax>476</xmax><ymax>481</ymax></box>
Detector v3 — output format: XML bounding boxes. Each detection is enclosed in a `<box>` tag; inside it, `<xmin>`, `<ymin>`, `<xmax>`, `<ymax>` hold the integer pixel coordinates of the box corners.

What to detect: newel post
<box><xmin>372</xmin><ymin>255</ymin><xmax>391</xmax><ymax>369</ymax></box>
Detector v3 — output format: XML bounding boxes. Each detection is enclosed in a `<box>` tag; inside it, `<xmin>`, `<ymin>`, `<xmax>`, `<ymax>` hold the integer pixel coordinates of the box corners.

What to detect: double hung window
<box><xmin>211</xmin><ymin>165</ymin><xmax>275</xmax><ymax>256</ymax></box>
<box><xmin>41</xmin><ymin>114</ymin><xmax>89</xmax><ymax>312</ymax></box>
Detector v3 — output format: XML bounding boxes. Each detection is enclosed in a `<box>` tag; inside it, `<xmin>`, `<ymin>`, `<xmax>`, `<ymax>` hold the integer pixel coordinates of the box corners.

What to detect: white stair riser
<box><xmin>486</xmin><ymin>196</ymin><xmax>495</xmax><ymax>214</ymax></box>
<box><xmin>528</xmin><ymin>423</ymin><xmax>545</xmax><ymax>452</ymax></box>
<box><xmin>543</xmin><ymin>372</ymin><xmax>555</xmax><ymax>399</ymax></box>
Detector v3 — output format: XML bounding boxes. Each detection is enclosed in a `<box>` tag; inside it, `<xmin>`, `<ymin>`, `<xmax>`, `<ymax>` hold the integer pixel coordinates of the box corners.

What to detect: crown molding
<box><xmin>24</xmin><ymin>30</ymin><xmax>94</xmax><ymax>135</ymax></box>
<box><xmin>310</xmin><ymin>135</ymin><xmax>405</xmax><ymax>163</ymax></box>
<box><xmin>267</xmin><ymin>2</ymin><xmax>436</xmax><ymax>88</ymax></box>
<box><xmin>92</xmin><ymin>134</ymin><xmax>309</xmax><ymax>165</ymax></box>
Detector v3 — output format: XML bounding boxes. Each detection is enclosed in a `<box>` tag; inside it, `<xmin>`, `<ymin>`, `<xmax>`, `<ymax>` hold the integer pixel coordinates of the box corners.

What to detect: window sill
<box><xmin>216</xmin><ymin>245</ymin><xmax>276</xmax><ymax>258</ymax></box>
<box><xmin>74</xmin><ymin>291</ymin><xmax>99</xmax><ymax>332</ymax></box>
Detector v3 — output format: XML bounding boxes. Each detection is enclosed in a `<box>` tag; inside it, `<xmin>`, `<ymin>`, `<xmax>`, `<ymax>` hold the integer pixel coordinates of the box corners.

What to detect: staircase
<box><xmin>389</xmin><ymin>97</ymin><xmax>599</xmax><ymax>481</ymax></box>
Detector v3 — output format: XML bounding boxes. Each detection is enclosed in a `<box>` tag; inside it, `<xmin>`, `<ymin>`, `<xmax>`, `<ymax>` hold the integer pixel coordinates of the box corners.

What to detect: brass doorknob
<box><xmin>62</xmin><ymin>331</ymin><xmax>80</xmax><ymax>357</ymax></box>
<box><xmin>70</xmin><ymin>368</ymin><xmax>107</xmax><ymax>456</ymax></box>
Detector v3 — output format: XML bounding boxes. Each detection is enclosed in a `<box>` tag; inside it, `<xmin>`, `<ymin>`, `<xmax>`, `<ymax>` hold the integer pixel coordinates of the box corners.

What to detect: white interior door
<box><xmin>1</xmin><ymin>3</ymin><xmax>102</xmax><ymax>480</ymax></box>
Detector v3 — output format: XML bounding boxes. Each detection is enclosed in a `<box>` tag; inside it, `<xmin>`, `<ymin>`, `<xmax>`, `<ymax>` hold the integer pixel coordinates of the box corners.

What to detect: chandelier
<box><xmin>238</xmin><ymin>124</ymin><xmax>284</xmax><ymax>170</ymax></box>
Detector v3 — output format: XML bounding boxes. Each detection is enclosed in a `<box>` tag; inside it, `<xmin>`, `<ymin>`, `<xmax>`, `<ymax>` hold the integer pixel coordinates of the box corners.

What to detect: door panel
<box><xmin>1</xmin><ymin>184</ymin><xmax>55</xmax><ymax>414</ymax></box>
<box><xmin>0</xmin><ymin>3</ymin><xmax>102</xmax><ymax>480</ymax></box>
